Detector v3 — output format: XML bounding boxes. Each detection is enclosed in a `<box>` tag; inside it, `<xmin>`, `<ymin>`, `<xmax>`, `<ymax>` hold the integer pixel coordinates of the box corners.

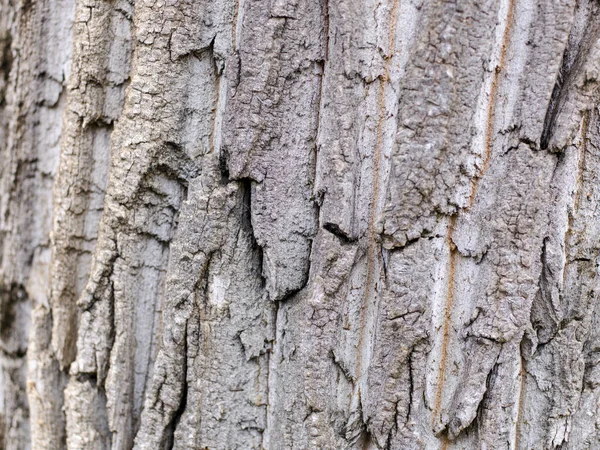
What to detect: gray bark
<box><xmin>1</xmin><ymin>0</ymin><xmax>600</xmax><ymax>449</ymax></box>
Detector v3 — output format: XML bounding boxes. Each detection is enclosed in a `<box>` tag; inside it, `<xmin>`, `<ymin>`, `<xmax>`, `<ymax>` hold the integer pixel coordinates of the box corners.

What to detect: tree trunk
<box><xmin>1</xmin><ymin>0</ymin><xmax>600</xmax><ymax>448</ymax></box>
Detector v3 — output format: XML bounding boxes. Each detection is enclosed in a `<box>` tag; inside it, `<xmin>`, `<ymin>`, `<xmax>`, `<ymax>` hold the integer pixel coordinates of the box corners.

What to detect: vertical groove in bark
<box><xmin>430</xmin><ymin>0</ymin><xmax>515</xmax><ymax>441</ymax></box>
<box><xmin>353</xmin><ymin>0</ymin><xmax>400</xmax><ymax>417</ymax></box>
<box><xmin>432</xmin><ymin>216</ymin><xmax>457</xmax><ymax>431</ymax></box>
<box><xmin>468</xmin><ymin>0</ymin><xmax>514</xmax><ymax>206</ymax></box>
<box><xmin>513</xmin><ymin>354</ymin><xmax>526</xmax><ymax>450</ymax></box>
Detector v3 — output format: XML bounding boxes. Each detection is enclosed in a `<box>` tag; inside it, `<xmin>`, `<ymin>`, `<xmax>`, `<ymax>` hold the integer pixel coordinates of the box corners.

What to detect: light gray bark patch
<box><xmin>445</xmin><ymin>338</ymin><xmax>501</xmax><ymax>440</ymax></box>
<box><xmin>172</xmin><ymin>180</ymin><xmax>273</xmax><ymax>450</ymax></box>
<box><xmin>313</xmin><ymin>0</ymin><xmax>379</xmax><ymax>240</ymax></box>
<box><xmin>422</xmin><ymin>3</ymin><xmax>589</xmax><ymax>444</ymax></box>
<box><xmin>67</xmin><ymin>1</ymin><xmax>219</xmax><ymax>447</ymax></box>
<box><xmin>520</xmin><ymin>106</ymin><xmax>600</xmax><ymax>448</ymax></box>
<box><xmin>222</xmin><ymin>0</ymin><xmax>325</xmax><ymax>301</ymax></box>
<box><xmin>0</xmin><ymin>353</ymin><xmax>29</xmax><ymax>450</ymax></box>
<box><xmin>0</xmin><ymin>0</ymin><xmax>75</xmax><ymax>447</ymax></box>
<box><xmin>362</xmin><ymin>238</ymin><xmax>442</xmax><ymax>448</ymax></box>
<box><xmin>313</xmin><ymin>2</ymin><xmax>421</xmax><ymax>445</ymax></box>
<box><xmin>439</xmin><ymin>145</ymin><xmax>555</xmax><ymax>440</ymax></box>
<box><xmin>64</xmin><ymin>376</ymin><xmax>112</xmax><ymax>450</ymax></box>
<box><xmin>512</xmin><ymin>0</ymin><xmax>576</xmax><ymax>148</ymax></box>
<box><xmin>476</xmin><ymin>339</ymin><xmax>522</xmax><ymax>450</ymax></box>
<box><xmin>5</xmin><ymin>0</ymin><xmax>600</xmax><ymax>448</ymax></box>
<box><xmin>51</xmin><ymin>0</ymin><xmax>134</xmax><ymax>374</ymax></box>
<box><xmin>134</xmin><ymin>156</ymin><xmax>273</xmax><ymax>450</ymax></box>
<box><xmin>381</xmin><ymin>0</ymin><xmax>501</xmax><ymax>248</ymax></box>
<box><xmin>569</xmin><ymin>267</ymin><xmax>600</xmax><ymax>449</ymax></box>
<box><xmin>27</xmin><ymin>304</ymin><xmax>68</xmax><ymax>450</ymax></box>
<box><xmin>263</xmin><ymin>232</ymin><xmax>360</xmax><ymax>449</ymax></box>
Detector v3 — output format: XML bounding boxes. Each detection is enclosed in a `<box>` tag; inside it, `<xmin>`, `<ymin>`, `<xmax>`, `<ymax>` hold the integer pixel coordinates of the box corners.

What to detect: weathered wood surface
<box><xmin>1</xmin><ymin>0</ymin><xmax>600</xmax><ymax>448</ymax></box>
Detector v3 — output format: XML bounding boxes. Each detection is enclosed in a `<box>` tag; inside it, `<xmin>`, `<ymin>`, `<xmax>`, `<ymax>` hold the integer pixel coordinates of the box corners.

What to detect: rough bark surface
<box><xmin>3</xmin><ymin>0</ymin><xmax>600</xmax><ymax>449</ymax></box>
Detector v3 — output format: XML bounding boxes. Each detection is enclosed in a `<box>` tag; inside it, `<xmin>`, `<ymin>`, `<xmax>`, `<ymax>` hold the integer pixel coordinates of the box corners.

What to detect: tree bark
<box><xmin>1</xmin><ymin>0</ymin><xmax>600</xmax><ymax>448</ymax></box>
